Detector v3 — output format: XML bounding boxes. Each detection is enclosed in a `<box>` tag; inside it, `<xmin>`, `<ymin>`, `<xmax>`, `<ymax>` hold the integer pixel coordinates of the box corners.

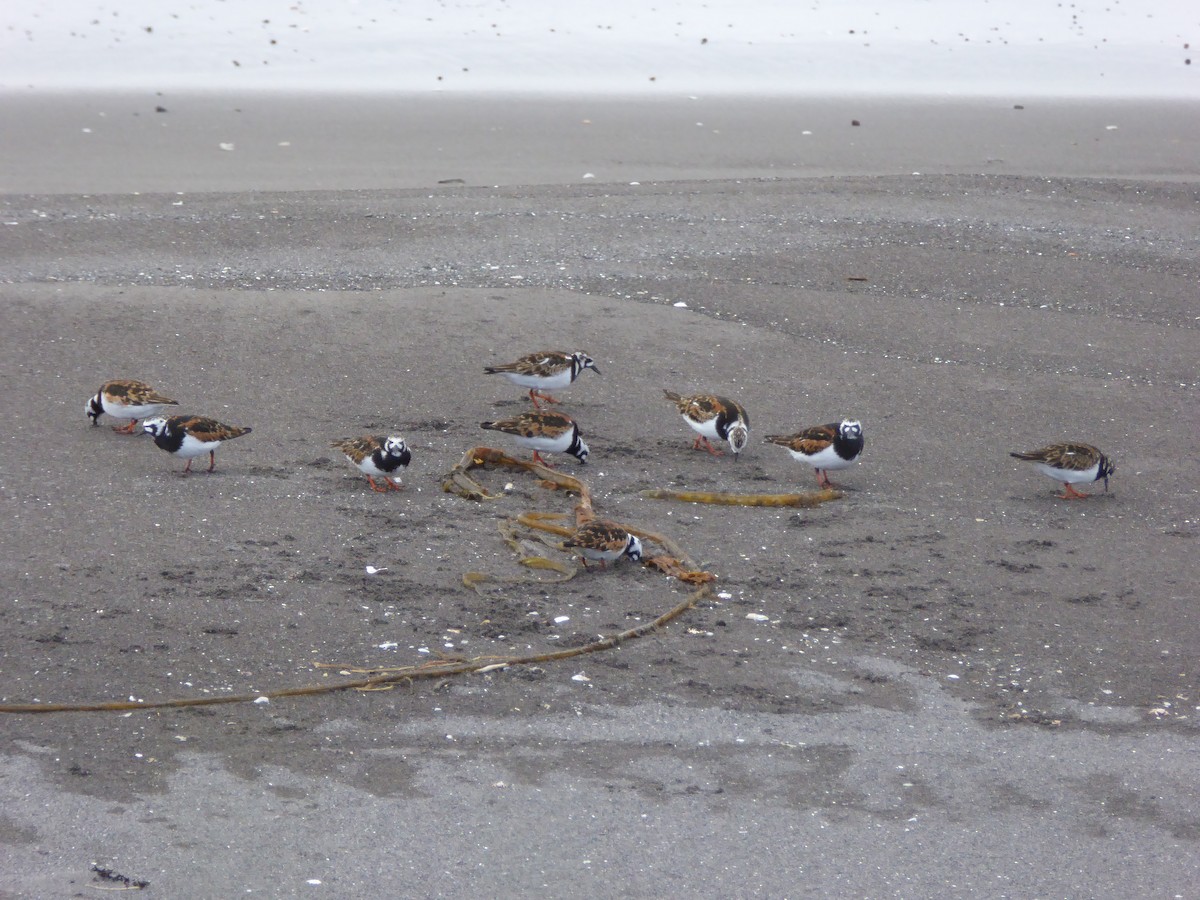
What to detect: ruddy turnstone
<box><xmin>479</xmin><ymin>411</ymin><xmax>589</xmax><ymax>466</ymax></box>
<box><xmin>561</xmin><ymin>519</ymin><xmax>644</xmax><ymax>569</ymax></box>
<box><xmin>765</xmin><ymin>420</ymin><xmax>865</xmax><ymax>489</ymax></box>
<box><xmin>141</xmin><ymin>415</ymin><xmax>252</xmax><ymax>474</ymax></box>
<box><xmin>330</xmin><ymin>434</ymin><xmax>411</xmax><ymax>492</ymax></box>
<box><xmin>484</xmin><ymin>350</ymin><xmax>600</xmax><ymax>408</ymax></box>
<box><xmin>1010</xmin><ymin>442</ymin><xmax>1114</xmax><ymax>500</ymax></box>
<box><xmin>663</xmin><ymin>390</ymin><xmax>750</xmax><ymax>458</ymax></box>
<box><xmin>86</xmin><ymin>379</ymin><xmax>179</xmax><ymax>433</ymax></box>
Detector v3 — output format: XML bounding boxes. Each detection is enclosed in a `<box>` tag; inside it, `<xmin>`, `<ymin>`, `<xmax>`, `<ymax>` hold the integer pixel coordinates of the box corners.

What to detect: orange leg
<box><xmin>529</xmin><ymin>389</ymin><xmax>561</xmax><ymax>409</ymax></box>
<box><xmin>1056</xmin><ymin>483</ymin><xmax>1089</xmax><ymax>500</ymax></box>
<box><xmin>692</xmin><ymin>436</ymin><xmax>724</xmax><ymax>456</ymax></box>
<box><xmin>182</xmin><ymin>458</ymin><xmax>194</xmax><ymax>475</ymax></box>
<box><xmin>113</xmin><ymin>419</ymin><xmax>139</xmax><ymax>434</ymax></box>
<box><xmin>532</xmin><ymin>450</ymin><xmax>556</xmax><ymax>468</ymax></box>
<box><xmin>366</xmin><ymin>476</ymin><xmax>390</xmax><ymax>493</ymax></box>
<box><xmin>207</xmin><ymin>451</ymin><xmax>217</xmax><ymax>473</ymax></box>
<box><xmin>385</xmin><ymin>477</ymin><xmax>405</xmax><ymax>491</ymax></box>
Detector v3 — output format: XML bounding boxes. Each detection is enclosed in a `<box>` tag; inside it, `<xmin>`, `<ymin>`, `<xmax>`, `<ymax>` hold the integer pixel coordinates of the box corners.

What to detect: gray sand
<box><xmin>3</xmin><ymin>92</ymin><xmax>1200</xmax><ymax>193</ymax></box>
<box><xmin>1</xmin><ymin>93</ymin><xmax>1198</xmax><ymax>897</ymax></box>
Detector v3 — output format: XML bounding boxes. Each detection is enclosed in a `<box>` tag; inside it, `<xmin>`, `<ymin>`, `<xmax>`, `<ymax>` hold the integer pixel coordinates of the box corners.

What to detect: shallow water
<box><xmin>2</xmin><ymin>0</ymin><xmax>1195</xmax><ymax>96</ymax></box>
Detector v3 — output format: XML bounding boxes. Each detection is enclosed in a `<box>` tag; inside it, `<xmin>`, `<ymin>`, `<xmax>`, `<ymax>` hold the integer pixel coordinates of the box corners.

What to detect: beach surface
<box><xmin>1</xmin><ymin>92</ymin><xmax>1198</xmax><ymax>896</ymax></box>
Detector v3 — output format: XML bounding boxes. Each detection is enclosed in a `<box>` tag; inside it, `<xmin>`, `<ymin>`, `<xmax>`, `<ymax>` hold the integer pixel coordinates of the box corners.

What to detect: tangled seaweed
<box><xmin>0</xmin><ymin>445</ymin><xmax>713</xmax><ymax>714</ymax></box>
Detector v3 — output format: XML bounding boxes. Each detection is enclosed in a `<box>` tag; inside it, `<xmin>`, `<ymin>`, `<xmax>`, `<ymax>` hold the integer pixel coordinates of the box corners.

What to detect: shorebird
<box><xmin>663</xmin><ymin>390</ymin><xmax>750</xmax><ymax>458</ymax></box>
<box><xmin>142</xmin><ymin>415</ymin><xmax>252</xmax><ymax>473</ymax></box>
<box><xmin>330</xmin><ymin>434</ymin><xmax>412</xmax><ymax>492</ymax></box>
<box><xmin>86</xmin><ymin>379</ymin><xmax>179</xmax><ymax>433</ymax></box>
<box><xmin>765</xmin><ymin>420</ymin><xmax>865</xmax><ymax>489</ymax></box>
<box><xmin>1010</xmin><ymin>442</ymin><xmax>1114</xmax><ymax>499</ymax></box>
<box><xmin>562</xmin><ymin>520</ymin><xmax>643</xmax><ymax>569</ymax></box>
<box><xmin>480</xmin><ymin>411</ymin><xmax>589</xmax><ymax>466</ymax></box>
<box><xmin>484</xmin><ymin>350</ymin><xmax>600</xmax><ymax>408</ymax></box>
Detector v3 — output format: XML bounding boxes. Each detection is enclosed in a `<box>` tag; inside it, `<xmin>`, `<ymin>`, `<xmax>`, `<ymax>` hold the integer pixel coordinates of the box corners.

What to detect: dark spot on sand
<box><xmin>914</xmin><ymin>631</ymin><xmax>979</xmax><ymax>653</ymax></box>
<box><xmin>856</xmin><ymin>672</ymin><xmax>890</xmax><ymax>684</ymax></box>
<box><xmin>990</xmin><ymin>559</ymin><xmax>1041</xmax><ymax>573</ymax></box>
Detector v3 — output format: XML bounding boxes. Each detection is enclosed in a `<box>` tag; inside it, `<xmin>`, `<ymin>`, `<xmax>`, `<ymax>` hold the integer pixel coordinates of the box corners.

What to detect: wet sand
<box><xmin>1</xmin><ymin>92</ymin><xmax>1198</xmax><ymax>896</ymax></box>
<box><xmin>3</xmin><ymin>92</ymin><xmax>1200</xmax><ymax>194</ymax></box>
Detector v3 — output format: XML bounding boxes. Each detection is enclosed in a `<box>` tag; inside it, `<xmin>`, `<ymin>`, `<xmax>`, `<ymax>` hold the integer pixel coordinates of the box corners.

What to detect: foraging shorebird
<box><xmin>480</xmin><ymin>411</ymin><xmax>589</xmax><ymax>466</ymax></box>
<box><xmin>1010</xmin><ymin>442</ymin><xmax>1114</xmax><ymax>500</ymax></box>
<box><xmin>86</xmin><ymin>379</ymin><xmax>179</xmax><ymax>433</ymax></box>
<box><xmin>663</xmin><ymin>390</ymin><xmax>750</xmax><ymax>459</ymax></box>
<box><xmin>562</xmin><ymin>520</ymin><xmax>643</xmax><ymax>569</ymax></box>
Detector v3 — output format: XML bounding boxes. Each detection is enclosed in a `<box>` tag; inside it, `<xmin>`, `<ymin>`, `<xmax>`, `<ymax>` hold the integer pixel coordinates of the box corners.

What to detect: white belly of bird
<box><xmin>1034</xmin><ymin>461</ymin><xmax>1098</xmax><ymax>485</ymax></box>
<box><xmin>175</xmin><ymin>433</ymin><xmax>224</xmax><ymax>458</ymax></box>
<box><xmin>512</xmin><ymin>430</ymin><xmax>574</xmax><ymax>454</ymax></box>
<box><xmin>576</xmin><ymin>544</ymin><xmax>623</xmax><ymax>562</ymax></box>
<box><xmin>103</xmin><ymin>398</ymin><xmax>171</xmax><ymax>420</ymax></box>
<box><xmin>356</xmin><ymin>456</ymin><xmax>396</xmax><ymax>477</ymax></box>
<box><xmin>791</xmin><ymin>444</ymin><xmax>854</xmax><ymax>471</ymax></box>
<box><xmin>683</xmin><ymin>414</ymin><xmax>721</xmax><ymax>440</ymax></box>
<box><xmin>502</xmin><ymin>369</ymin><xmax>573</xmax><ymax>390</ymax></box>
<box><xmin>356</xmin><ymin>458</ymin><xmax>381</xmax><ymax>476</ymax></box>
